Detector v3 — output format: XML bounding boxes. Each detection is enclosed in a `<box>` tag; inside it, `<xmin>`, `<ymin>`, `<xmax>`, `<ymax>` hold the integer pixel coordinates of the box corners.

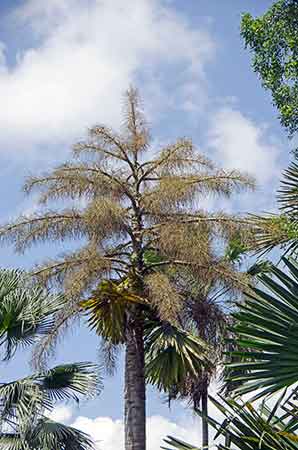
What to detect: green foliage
<box><xmin>0</xmin><ymin>269</ymin><xmax>65</xmax><ymax>361</ymax></box>
<box><xmin>164</xmin><ymin>393</ymin><xmax>298</xmax><ymax>450</ymax></box>
<box><xmin>144</xmin><ymin>321</ymin><xmax>211</xmax><ymax>392</ymax></box>
<box><xmin>80</xmin><ymin>278</ymin><xmax>147</xmax><ymax>344</ymax></box>
<box><xmin>248</xmin><ymin>152</ymin><xmax>298</xmax><ymax>256</ymax></box>
<box><xmin>224</xmin><ymin>235</ymin><xmax>248</xmax><ymax>263</ymax></box>
<box><xmin>0</xmin><ymin>269</ymin><xmax>100</xmax><ymax>450</ymax></box>
<box><xmin>241</xmin><ymin>0</ymin><xmax>298</xmax><ymax>135</ymax></box>
<box><xmin>227</xmin><ymin>257</ymin><xmax>298</xmax><ymax>400</ymax></box>
<box><xmin>142</xmin><ymin>250</ymin><xmax>164</xmax><ymax>267</ymax></box>
<box><xmin>0</xmin><ymin>417</ymin><xmax>94</xmax><ymax>450</ymax></box>
<box><xmin>163</xmin><ymin>436</ymin><xmax>199</xmax><ymax>450</ymax></box>
<box><xmin>26</xmin><ymin>417</ymin><xmax>94</xmax><ymax>450</ymax></box>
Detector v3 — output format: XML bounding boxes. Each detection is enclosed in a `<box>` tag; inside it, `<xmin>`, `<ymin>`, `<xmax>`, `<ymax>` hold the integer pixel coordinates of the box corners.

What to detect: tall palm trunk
<box><xmin>124</xmin><ymin>314</ymin><xmax>146</xmax><ymax>450</ymax></box>
<box><xmin>201</xmin><ymin>379</ymin><xmax>208</xmax><ymax>450</ymax></box>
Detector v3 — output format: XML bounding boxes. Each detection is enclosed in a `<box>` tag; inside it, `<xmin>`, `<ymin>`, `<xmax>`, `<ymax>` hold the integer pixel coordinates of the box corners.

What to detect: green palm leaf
<box><xmin>0</xmin><ymin>270</ymin><xmax>66</xmax><ymax>360</ymax></box>
<box><xmin>0</xmin><ymin>418</ymin><xmax>94</xmax><ymax>450</ymax></box>
<box><xmin>0</xmin><ymin>269</ymin><xmax>100</xmax><ymax>450</ymax></box>
<box><xmin>29</xmin><ymin>416</ymin><xmax>94</xmax><ymax>450</ymax></box>
<box><xmin>81</xmin><ymin>279</ymin><xmax>147</xmax><ymax>344</ymax></box>
<box><xmin>163</xmin><ymin>393</ymin><xmax>298</xmax><ymax>450</ymax></box>
<box><xmin>162</xmin><ymin>436</ymin><xmax>199</xmax><ymax>450</ymax></box>
<box><xmin>0</xmin><ymin>434</ymin><xmax>28</xmax><ymax>450</ymax></box>
<box><xmin>37</xmin><ymin>362</ymin><xmax>101</xmax><ymax>402</ymax></box>
<box><xmin>248</xmin><ymin>153</ymin><xmax>298</xmax><ymax>257</ymax></box>
<box><xmin>278</xmin><ymin>154</ymin><xmax>298</xmax><ymax>215</ymax></box>
<box><xmin>0</xmin><ymin>378</ymin><xmax>48</xmax><ymax>425</ymax></box>
<box><xmin>227</xmin><ymin>256</ymin><xmax>298</xmax><ymax>399</ymax></box>
<box><xmin>0</xmin><ymin>362</ymin><xmax>100</xmax><ymax>426</ymax></box>
<box><xmin>145</xmin><ymin>321</ymin><xmax>211</xmax><ymax>391</ymax></box>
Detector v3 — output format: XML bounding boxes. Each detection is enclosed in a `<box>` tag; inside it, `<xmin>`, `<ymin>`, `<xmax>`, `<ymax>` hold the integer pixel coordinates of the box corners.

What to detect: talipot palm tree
<box><xmin>0</xmin><ymin>87</ymin><xmax>254</xmax><ymax>450</ymax></box>
<box><xmin>0</xmin><ymin>268</ymin><xmax>100</xmax><ymax>450</ymax></box>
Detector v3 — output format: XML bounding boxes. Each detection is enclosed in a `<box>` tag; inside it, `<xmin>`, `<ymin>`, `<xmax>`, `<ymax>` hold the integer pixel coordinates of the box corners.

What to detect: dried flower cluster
<box><xmin>0</xmin><ymin>88</ymin><xmax>254</xmax><ymax>364</ymax></box>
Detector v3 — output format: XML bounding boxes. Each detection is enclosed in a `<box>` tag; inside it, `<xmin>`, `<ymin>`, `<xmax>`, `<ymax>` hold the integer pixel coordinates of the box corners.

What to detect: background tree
<box><xmin>0</xmin><ymin>269</ymin><xmax>100</xmax><ymax>450</ymax></box>
<box><xmin>241</xmin><ymin>0</ymin><xmax>298</xmax><ymax>136</ymax></box>
<box><xmin>0</xmin><ymin>88</ymin><xmax>254</xmax><ymax>450</ymax></box>
<box><xmin>163</xmin><ymin>270</ymin><xmax>230</xmax><ymax>450</ymax></box>
<box><xmin>161</xmin><ymin>244</ymin><xmax>258</xmax><ymax>450</ymax></box>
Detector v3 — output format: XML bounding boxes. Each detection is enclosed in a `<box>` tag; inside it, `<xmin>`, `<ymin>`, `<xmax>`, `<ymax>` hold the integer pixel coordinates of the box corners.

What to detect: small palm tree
<box><xmin>0</xmin><ymin>269</ymin><xmax>100</xmax><ymax>450</ymax></box>
<box><xmin>0</xmin><ymin>87</ymin><xmax>254</xmax><ymax>450</ymax></box>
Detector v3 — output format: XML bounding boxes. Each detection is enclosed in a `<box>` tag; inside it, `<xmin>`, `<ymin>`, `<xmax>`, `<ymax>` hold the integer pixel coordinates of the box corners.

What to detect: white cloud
<box><xmin>47</xmin><ymin>383</ymin><xmax>225</xmax><ymax>450</ymax></box>
<box><xmin>49</xmin><ymin>405</ymin><xmax>74</xmax><ymax>424</ymax></box>
<box><xmin>207</xmin><ymin>108</ymin><xmax>281</xmax><ymax>183</ymax></box>
<box><xmin>71</xmin><ymin>414</ymin><xmax>201</xmax><ymax>450</ymax></box>
<box><xmin>0</xmin><ymin>0</ymin><xmax>215</xmax><ymax>158</ymax></box>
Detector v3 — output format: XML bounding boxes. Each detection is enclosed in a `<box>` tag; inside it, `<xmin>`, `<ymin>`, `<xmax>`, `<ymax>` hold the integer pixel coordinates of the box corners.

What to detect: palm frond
<box><xmin>0</xmin><ymin>270</ymin><xmax>66</xmax><ymax>361</ymax></box>
<box><xmin>246</xmin><ymin>153</ymin><xmax>298</xmax><ymax>257</ymax></box>
<box><xmin>163</xmin><ymin>393</ymin><xmax>298</xmax><ymax>450</ymax></box>
<box><xmin>145</xmin><ymin>321</ymin><xmax>211</xmax><ymax>391</ymax></box>
<box><xmin>227</xmin><ymin>256</ymin><xmax>298</xmax><ymax>399</ymax></box>
<box><xmin>81</xmin><ymin>279</ymin><xmax>147</xmax><ymax>344</ymax></box>
<box><xmin>0</xmin><ymin>433</ymin><xmax>27</xmax><ymax>450</ymax></box>
<box><xmin>0</xmin><ymin>377</ymin><xmax>47</xmax><ymax>425</ymax></box>
<box><xmin>29</xmin><ymin>416</ymin><xmax>94</xmax><ymax>450</ymax></box>
<box><xmin>37</xmin><ymin>362</ymin><xmax>101</xmax><ymax>403</ymax></box>
<box><xmin>278</xmin><ymin>154</ymin><xmax>298</xmax><ymax>214</ymax></box>
<box><xmin>162</xmin><ymin>436</ymin><xmax>199</xmax><ymax>450</ymax></box>
<box><xmin>0</xmin><ymin>418</ymin><xmax>95</xmax><ymax>450</ymax></box>
<box><xmin>247</xmin><ymin>213</ymin><xmax>298</xmax><ymax>257</ymax></box>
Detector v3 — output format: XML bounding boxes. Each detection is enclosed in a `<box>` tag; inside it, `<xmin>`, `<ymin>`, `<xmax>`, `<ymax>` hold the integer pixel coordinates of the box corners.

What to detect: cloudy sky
<box><xmin>0</xmin><ymin>0</ymin><xmax>293</xmax><ymax>448</ymax></box>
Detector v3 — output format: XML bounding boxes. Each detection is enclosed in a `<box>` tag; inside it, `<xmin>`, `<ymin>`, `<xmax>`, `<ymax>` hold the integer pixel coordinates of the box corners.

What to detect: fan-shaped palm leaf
<box><xmin>0</xmin><ymin>269</ymin><xmax>100</xmax><ymax>450</ymax></box>
<box><xmin>227</xmin><ymin>256</ymin><xmax>298</xmax><ymax>399</ymax></box>
<box><xmin>144</xmin><ymin>321</ymin><xmax>211</xmax><ymax>391</ymax></box>
<box><xmin>0</xmin><ymin>362</ymin><xmax>100</xmax><ymax>428</ymax></box>
<box><xmin>29</xmin><ymin>416</ymin><xmax>94</xmax><ymax>450</ymax></box>
<box><xmin>0</xmin><ymin>433</ymin><xmax>27</xmax><ymax>450</ymax></box>
<box><xmin>0</xmin><ymin>418</ymin><xmax>94</xmax><ymax>450</ymax></box>
<box><xmin>248</xmin><ymin>153</ymin><xmax>298</xmax><ymax>257</ymax></box>
<box><xmin>0</xmin><ymin>378</ymin><xmax>46</xmax><ymax>425</ymax></box>
<box><xmin>81</xmin><ymin>279</ymin><xmax>147</xmax><ymax>344</ymax></box>
<box><xmin>0</xmin><ymin>270</ymin><xmax>66</xmax><ymax>361</ymax></box>
<box><xmin>37</xmin><ymin>362</ymin><xmax>101</xmax><ymax>402</ymax></box>
<box><xmin>278</xmin><ymin>153</ymin><xmax>298</xmax><ymax>215</ymax></box>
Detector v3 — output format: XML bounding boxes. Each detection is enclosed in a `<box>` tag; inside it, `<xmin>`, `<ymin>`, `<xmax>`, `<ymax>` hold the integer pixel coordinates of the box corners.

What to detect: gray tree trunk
<box><xmin>201</xmin><ymin>381</ymin><xmax>208</xmax><ymax>450</ymax></box>
<box><xmin>124</xmin><ymin>318</ymin><xmax>146</xmax><ymax>450</ymax></box>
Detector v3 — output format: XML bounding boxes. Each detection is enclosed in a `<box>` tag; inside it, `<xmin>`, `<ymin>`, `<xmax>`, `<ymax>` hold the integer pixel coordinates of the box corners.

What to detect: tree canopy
<box><xmin>241</xmin><ymin>0</ymin><xmax>298</xmax><ymax>136</ymax></box>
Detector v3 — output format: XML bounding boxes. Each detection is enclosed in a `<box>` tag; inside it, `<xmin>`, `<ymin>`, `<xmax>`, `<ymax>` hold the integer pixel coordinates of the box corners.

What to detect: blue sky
<box><xmin>0</xmin><ymin>1</ymin><xmax>293</xmax><ymax>448</ymax></box>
